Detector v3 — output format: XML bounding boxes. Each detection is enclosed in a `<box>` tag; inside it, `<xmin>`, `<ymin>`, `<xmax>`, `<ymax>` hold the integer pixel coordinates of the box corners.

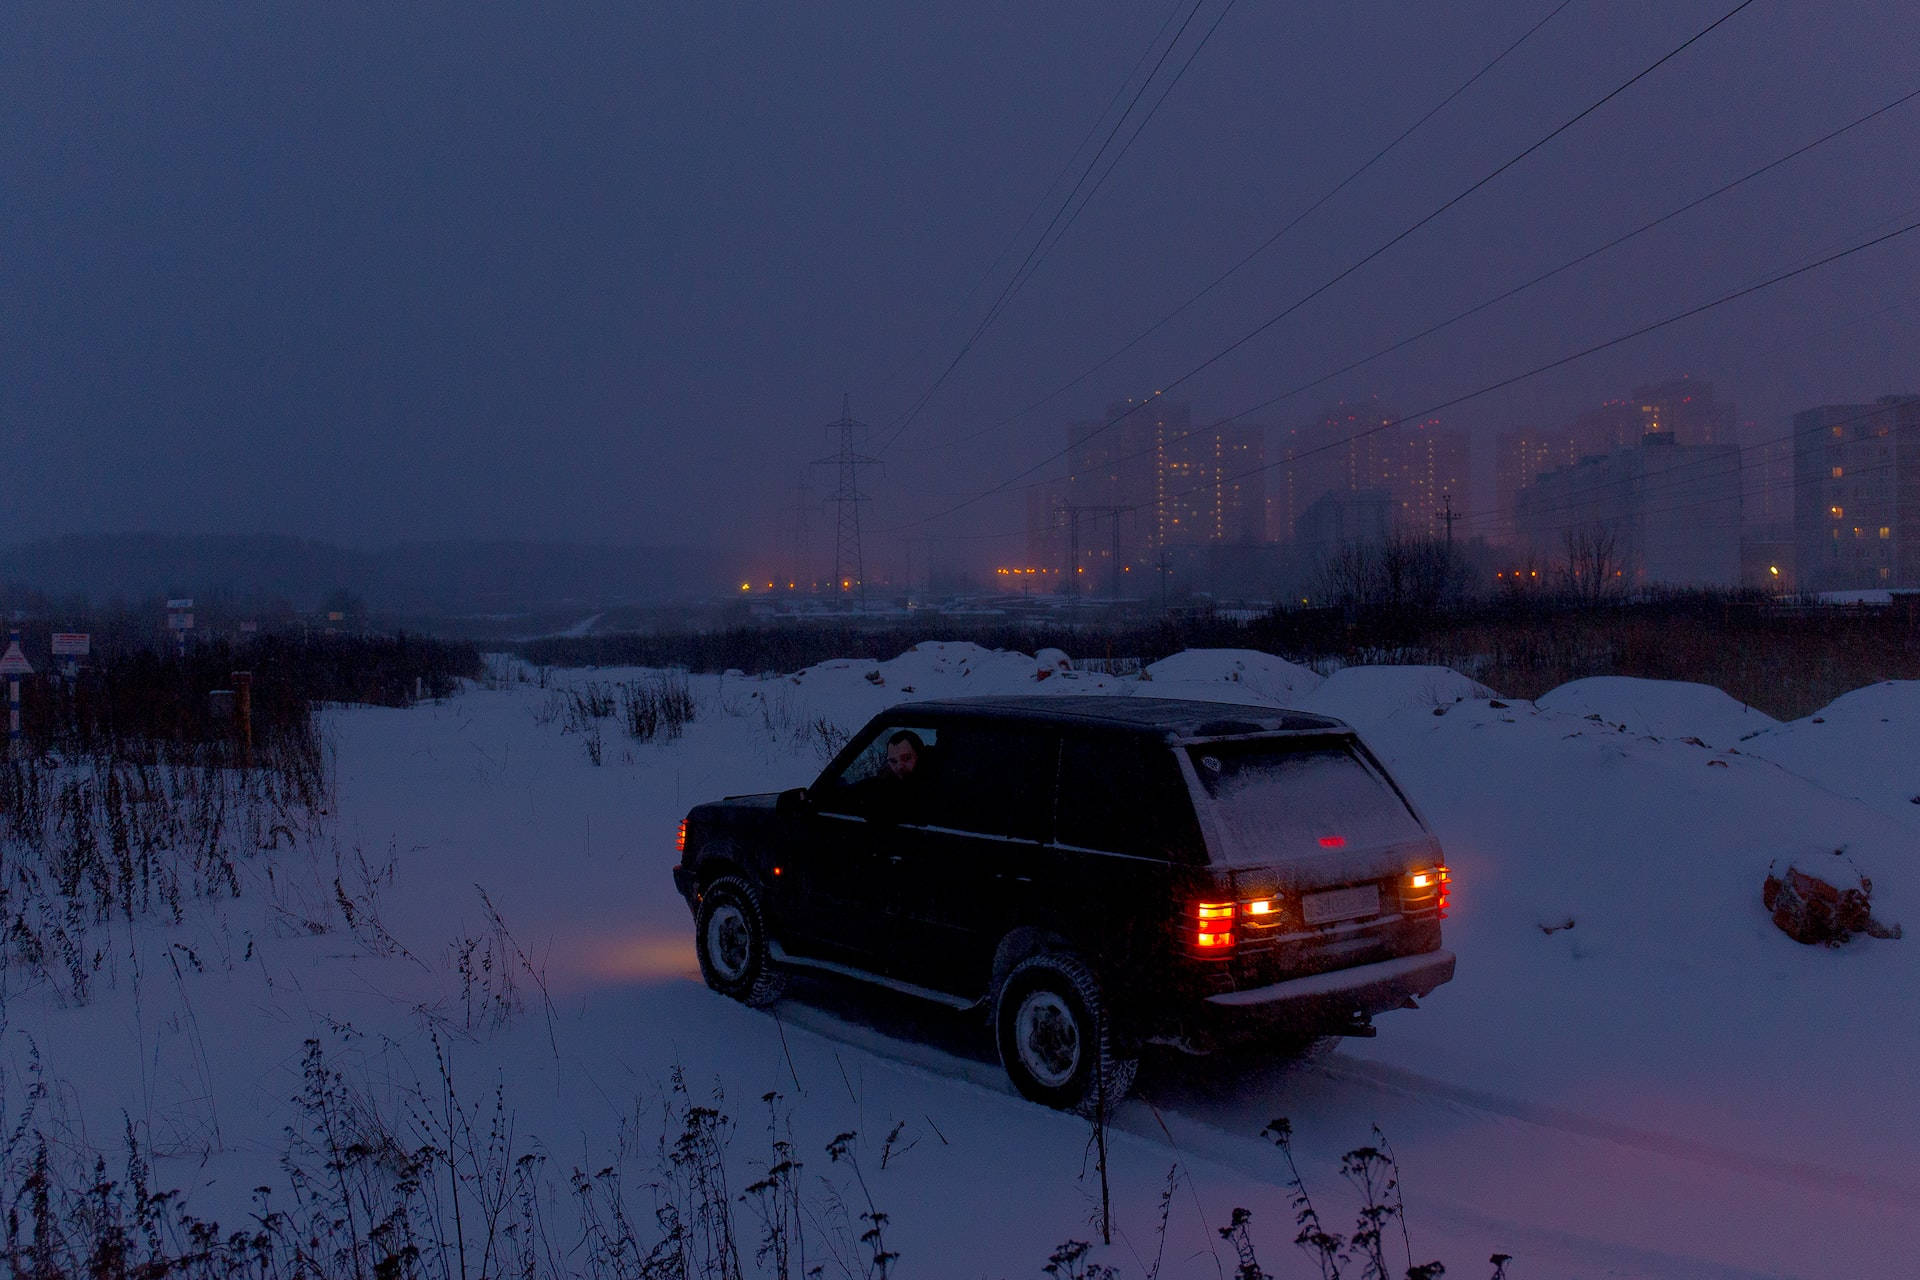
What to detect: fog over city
<box><xmin>5</xmin><ymin>1</ymin><xmax>1918</xmax><ymax>605</ymax></box>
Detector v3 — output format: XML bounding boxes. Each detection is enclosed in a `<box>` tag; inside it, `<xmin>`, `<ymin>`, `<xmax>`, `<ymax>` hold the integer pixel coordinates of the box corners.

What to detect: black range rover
<box><xmin>672</xmin><ymin>695</ymin><xmax>1454</xmax><ymax>1112</ymax></box>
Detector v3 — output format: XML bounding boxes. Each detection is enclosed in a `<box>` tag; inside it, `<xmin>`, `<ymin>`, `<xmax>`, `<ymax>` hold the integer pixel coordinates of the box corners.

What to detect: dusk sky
<box><xmin>5</xmin><ymin>1</ymin><xmax>1916</xmax><ymax>581</ymax></box>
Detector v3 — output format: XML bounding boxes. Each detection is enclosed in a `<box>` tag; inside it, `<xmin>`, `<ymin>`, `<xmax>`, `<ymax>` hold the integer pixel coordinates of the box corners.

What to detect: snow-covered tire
<box><xmin>695</xmin><ymin>876</ymin><xmax>785</xmax><ymax>1006</ymax></box>
<box><xmin>994</xmin><ymin>953</ymin><xmax>1137</xmax><ymax>1115</ymax></box>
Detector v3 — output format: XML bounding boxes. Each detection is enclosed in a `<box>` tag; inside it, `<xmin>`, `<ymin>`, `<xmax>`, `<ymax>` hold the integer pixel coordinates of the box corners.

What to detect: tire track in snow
<box><xmin>1317</xmin><ymin>1056</ymin><xmax>1920</xmax><ymax>1209</ymax></box>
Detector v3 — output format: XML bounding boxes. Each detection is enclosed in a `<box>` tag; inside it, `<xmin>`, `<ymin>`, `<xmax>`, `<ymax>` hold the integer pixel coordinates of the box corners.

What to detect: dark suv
<box><xmin>671</xmin><ymin>696</ymin><xmax>1454</xmax><ymax>1112</ymax></box>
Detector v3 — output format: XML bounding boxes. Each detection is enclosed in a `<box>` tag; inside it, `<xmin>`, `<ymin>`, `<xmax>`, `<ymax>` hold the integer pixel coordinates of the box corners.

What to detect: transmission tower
<box><xmin>812</xmin><ymin>395</ymin><xmax>881</xmax><ymax>610</ymax></box>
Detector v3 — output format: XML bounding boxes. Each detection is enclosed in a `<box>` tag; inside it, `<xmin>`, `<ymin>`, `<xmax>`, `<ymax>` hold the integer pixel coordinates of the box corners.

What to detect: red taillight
<box><xmin>1318</xmin><ymin>835</ymin><xmax>1346</xmax><ymax>849</ymax></box>
<box><xmin>1194</xmin><ymin>901</ymin><xmax>1235</xmax><ymax>952</ymax></box>
<box><xmin>675</xmin><ymin>819</ymin><xmax>687</xmax><ymax>854</ymax></box>
<box><xmin>1403</xmin><ymin>865</ymin><xmax>1451</xmax><ymax>917</ymax></box>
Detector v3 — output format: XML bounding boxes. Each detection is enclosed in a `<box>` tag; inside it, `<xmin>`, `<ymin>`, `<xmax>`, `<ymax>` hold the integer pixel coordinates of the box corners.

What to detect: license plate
<box><xmin>1303</xmin><ymin>884</ymin><xmax>1380</xmax><ymax>925</ymax></box>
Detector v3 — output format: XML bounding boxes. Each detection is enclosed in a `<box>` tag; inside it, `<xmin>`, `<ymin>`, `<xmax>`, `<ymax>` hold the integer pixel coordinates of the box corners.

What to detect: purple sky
<box><xmin>4</xmin><ymin>1</ymin><xmax>1916</xmax><ymax>580</ymax></box>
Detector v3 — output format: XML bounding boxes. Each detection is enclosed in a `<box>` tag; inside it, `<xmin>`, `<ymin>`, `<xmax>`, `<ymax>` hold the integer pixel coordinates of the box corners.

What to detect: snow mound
<box><xmin>1740</xmin><ymin>680</ymin><xmax>1920</xmax><ymax>827</ymax></box>
<box><xmin>1535</xmin><ymin>676</ymin><xmax>1778</xmax><ymax>747</ymax></box>
<box><xmin>1142</xmin><ymin>649</ymin><xmax>1322</xmax><ymax>706</ymax></box>
<box><xmin>1299</xmin><ymin>664</ymin><xmax>1498</xmax><ymax>732</ymax></box>
<box><xmin>775</xmin><ymin>642</ymin><xmax>1140</xmax><ymax>731</ymax></box>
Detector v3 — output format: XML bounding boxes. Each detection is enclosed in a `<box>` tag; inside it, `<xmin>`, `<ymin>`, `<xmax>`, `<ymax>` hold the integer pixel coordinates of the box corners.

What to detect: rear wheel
<box><xmin>695</xmin><ymin>876</ymin><xmax>785</xmax><ymax>1006</ymax></box>
<box><xmin>994</xmin><ymin>953</ymin><xmax>1136</xmax><ymax>1115</ymax></box>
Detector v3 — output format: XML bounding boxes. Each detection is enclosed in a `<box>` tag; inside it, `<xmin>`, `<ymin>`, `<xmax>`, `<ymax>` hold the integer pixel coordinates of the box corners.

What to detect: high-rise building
<box><xmin>1516</xmin><ymin>434</ymin><xmax>1743</xmax><ymax>587</ymax></box>
<box><xmin>1034</xmin><ymin>399</ymin><xmax>1266</xmax><ymax>590</ymax></box>
<box><xmin>1568</xmin><ymin>397</ymin><xmax>1642</xmax><ymax>458</ymax></box>
<box><xmin>1493</xmin><ymin>383</ymin><xmax>1735</xmax><ymax>549</ymax></box>
<box><xmin>1271</xmin><ymin>399</ymin><xmax>1393</xmax><ymax>539</ymax></box>
<box><xmin>1494</xmin><ymin>427</ymin><xmax>1583</xmax><ymax>546</ymax></box>
<box><xmin>1276</xmin><ymin>399</ymin><xmax>1467</xmax><ymax>542</ymax></box>
<box><xmin>1390</xmin><ymin>416</ymin><xmax>1471</xmax><ymax>540</ymax></box>
<box><xmin>1158</xmin><ymin>416</ymin><xmax>1264</xmax><ymax>546</ymax></box>
<box><xmin>1791</xmin><ymin>395</ymin><xmax>1920</xmax><ymax>591</ymax></box>
<box><xmin>1632</xmin><ymin>377</ymin><xmax>1735</xmax><ymax>445</ymax></box>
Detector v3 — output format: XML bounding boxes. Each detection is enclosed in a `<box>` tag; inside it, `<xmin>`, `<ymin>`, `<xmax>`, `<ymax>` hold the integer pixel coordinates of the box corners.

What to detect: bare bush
<box><xmin>623</xmin><ymin>672</ymin><xmax>698</xmax><ymax>744</ymax></box>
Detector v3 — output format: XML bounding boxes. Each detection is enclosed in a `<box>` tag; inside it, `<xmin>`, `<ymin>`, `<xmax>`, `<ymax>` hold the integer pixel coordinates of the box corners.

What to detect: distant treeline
<box><xmin>517</xmin><ymin>593</ymin><xmax>1920</xmax><ymax>720</ymax></box>
<box><xmin>0</xmin><ymin>532</ymin><xmax>732</xmax><ymax>616</ymax></box>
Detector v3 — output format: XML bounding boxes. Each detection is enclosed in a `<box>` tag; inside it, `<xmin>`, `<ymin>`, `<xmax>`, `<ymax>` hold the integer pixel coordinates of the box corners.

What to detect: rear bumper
<box><xmin>1185</xmin><ymin>949</ymin><xmax>1455</xmax><ymax>1048</ymax></box>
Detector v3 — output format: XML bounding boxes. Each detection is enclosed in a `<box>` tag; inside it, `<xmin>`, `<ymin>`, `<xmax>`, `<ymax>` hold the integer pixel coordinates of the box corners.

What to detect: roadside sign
<box><xmin>51</xmin><ymin>633</ymin><xmax>90</xmax><ymax>657</ymax></box>
<box><xmin>0</xmin><ymin>642</ymin><xmax>31</xmax><ymax>677</ymax></box>
<box><xmin>166</xmin><ymin>598</ymin><xmax>194</xmax><ymax>610</ymax></box>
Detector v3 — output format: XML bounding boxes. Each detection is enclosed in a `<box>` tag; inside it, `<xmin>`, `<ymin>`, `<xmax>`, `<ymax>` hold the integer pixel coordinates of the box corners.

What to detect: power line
<box><xmin>956</xmin><ymin>83</ymin><xmax>1920</xmax><ymax>519</ymax></box>
<box><xmin>904</xmin><ymin>0</ymin><xmax>1765</xmax><ymax>527</ymax></box>
<box><xmin>1210</xmin><ymin>84</ymin><xmax>1920</xmax><ymax>435</ymax></box>
<box><xmin>1158</xmin><ymin>218</ymin><xmax>1920</xmax><ymax>523</ymax></box>
<box><xmin>936</xmin><ymin>0</ymin><xmax>1580</xmax><ymax>454</ymax></box>
<box><xmin>866</xmin><ymin>0</ymin><xmax>1194</xmax><ymax>402</ymax></box>
<box><xmin>873</xmin><ymin>0</ymin><xmax>1229</xmax><ymax>456</ymax></box>
<box><xmin>949</xmin><ymin>215</ymin><xmax>1920</xmax><ymax>545</ymax></box>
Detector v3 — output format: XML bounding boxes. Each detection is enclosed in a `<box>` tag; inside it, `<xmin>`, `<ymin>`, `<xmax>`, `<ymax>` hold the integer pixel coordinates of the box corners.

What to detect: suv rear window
<box><xmin>1186</xmin><ymin>738</ymin><xmax>1425</xmax><ymax>867</ymax></box>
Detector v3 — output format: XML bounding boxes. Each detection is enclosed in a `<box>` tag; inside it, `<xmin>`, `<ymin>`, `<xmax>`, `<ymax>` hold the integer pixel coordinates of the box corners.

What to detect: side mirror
<box><xmin>777</xmin><ymin>787</ymin><xmax>811</xmax><ymax>814</ymax></box>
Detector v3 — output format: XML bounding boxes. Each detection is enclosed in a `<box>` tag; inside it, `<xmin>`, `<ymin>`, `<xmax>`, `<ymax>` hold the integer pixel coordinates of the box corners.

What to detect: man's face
<box><xmin>885</xmin><ymin>740</ymin><xmax>918</xmax><ymax>780</ymax></box>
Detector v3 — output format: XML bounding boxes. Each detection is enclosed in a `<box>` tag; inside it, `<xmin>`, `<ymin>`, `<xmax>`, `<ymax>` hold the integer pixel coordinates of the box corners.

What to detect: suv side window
<box><xmin>1056</xmin><ymin>733</ymin><xmax>1200</xmax><ymax>859</ymax></box>
<box><xmin>815</xmin><ymin>724</ymin><xmax>939</xmax><ymax>818</ymax></box>
<box><xmin>917</xmin><ymin>725</ymin><xmax>1055</xmax><ymax>841</ymax></box>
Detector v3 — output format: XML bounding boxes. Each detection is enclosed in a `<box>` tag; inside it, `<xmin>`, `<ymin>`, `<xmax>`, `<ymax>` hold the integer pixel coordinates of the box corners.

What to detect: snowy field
<box><xmin>8</xmin><ymin>642</ymin><xmax>1916</xmax><ymax>1279</ymax></box>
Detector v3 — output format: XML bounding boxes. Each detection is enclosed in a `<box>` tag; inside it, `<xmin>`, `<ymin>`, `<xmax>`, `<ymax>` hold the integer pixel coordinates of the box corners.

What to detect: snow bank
<box><xmin>1535</xmin><ymin>675</ymin><xmax>1779</xmax><ymax>747</ymax></box>
<box><xmin>1142</xmin><ymin>648</ymin><xmax>1322</xmax><ymax>707</ymax></box>
<box><xmin>1296</xmin><ymin>664</ymin><xmax>1498</xmax><ymax>734</ymax></box>
<box><xmin>1740</xmin><ymin>680</ymin><xmax>1920</xmax><ymax>828</ymax></box>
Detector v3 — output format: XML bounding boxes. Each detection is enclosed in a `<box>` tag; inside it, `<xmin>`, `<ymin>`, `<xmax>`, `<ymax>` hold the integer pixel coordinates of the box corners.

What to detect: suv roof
<box><xmin>888</xmin><ymin>695</ymin><xmax>1347</xmax><ymax>742</ymax></box>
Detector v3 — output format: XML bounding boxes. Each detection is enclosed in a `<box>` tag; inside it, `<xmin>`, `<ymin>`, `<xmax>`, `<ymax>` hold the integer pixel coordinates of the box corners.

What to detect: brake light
<box><xmin>1194</xmin><ymin>901</ymin><xmax>1235</xmax><ymax>952</ymax></box>
<box><xmin>675</xmin><ymin>819</ymin><xmax>687</xmax><ymax>854</ymax></box>
<box><xmin>1318</xmin><ymin>835</ymin><xmax>1346</xmax><ymax>849</ymax></box>
<box><xmin>1403</xmin><ymin>865</ymin><xmax>1451</xmax><ymax>918</ymax></box>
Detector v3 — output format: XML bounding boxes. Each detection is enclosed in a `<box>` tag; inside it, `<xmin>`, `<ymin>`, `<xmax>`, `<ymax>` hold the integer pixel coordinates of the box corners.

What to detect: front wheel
<box><xmin>695</xmin><ymin>876</ymin><xmax>785</xmax><ymax>1006</ymax></box>
<box><xmin>994</xmin><ymin>953</ymin><xmax>1136</xmax><ymax>1115</ymax></box>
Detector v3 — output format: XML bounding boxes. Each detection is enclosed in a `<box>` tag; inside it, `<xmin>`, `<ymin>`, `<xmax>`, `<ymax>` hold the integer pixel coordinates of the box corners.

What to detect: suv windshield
<box><xmin>1187</xmin><ymin>738</ymin><xmax>1425</xmax><ymax>867</ymax></box>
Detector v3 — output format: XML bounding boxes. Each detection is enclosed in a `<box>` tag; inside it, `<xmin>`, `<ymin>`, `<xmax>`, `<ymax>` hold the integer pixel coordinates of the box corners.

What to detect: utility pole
<box><xmin>812</xmin><ymin>395</ymin><xmax>880</xmax><ymax>612</ymax></box>
<box><xmin>1064</xmin><ymin>503</ymin><xmax>1124</xmax><ymax>601</ymax></box>
<box><xmin>790</xmin><ymin>475</ymin><xmax>814</xmax><ymax>593</ymax></box>
<box><xmin>1066</xmin><ymin>506</ymin><xmax>1081</xmax><ymax>599</ymax></box>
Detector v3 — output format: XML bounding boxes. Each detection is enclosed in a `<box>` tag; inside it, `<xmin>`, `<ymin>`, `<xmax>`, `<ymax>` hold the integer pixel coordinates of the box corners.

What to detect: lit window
<box><xmin>1881</xmin><ymin>567</ymin><xmax>1892</xmax><ymax>579</ymax></box>
<box><xmin>1832</xmin><ymin>466</ymin><xmax>1844</xmax><ymax>479</ymax></box>
<box><xmin>1881</xmin><ymin>527</ymin><xmax>1892</xmax><ymax>539</ymax></box>
<box><xmin>1831</xmin><ymin>426</ymin><xmax>1845</xmax><ymax>438</ymax></box>
<box><xmin>1831</xmin><ymin>506</ymin><xmax>1843</xmax><ymax>518</ymax></box>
